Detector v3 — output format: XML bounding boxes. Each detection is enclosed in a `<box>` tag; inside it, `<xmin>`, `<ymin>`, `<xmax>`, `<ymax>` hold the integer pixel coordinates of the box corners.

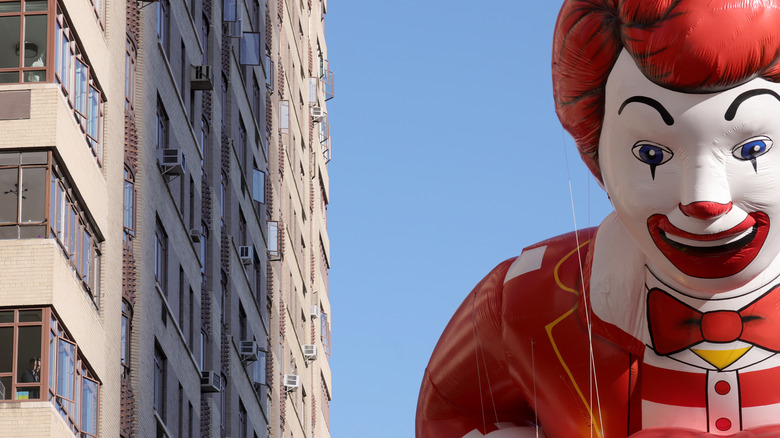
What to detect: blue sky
<box><xmin>325</xmin><ymin>1</ymin><xmax>614</xmax><ymax>436</ymax></box>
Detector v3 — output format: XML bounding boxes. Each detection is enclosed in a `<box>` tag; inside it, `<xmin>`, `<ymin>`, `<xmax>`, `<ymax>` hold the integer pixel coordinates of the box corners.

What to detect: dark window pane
<box><xmin>0</xmin><ymin>327</ymin><xmax>12</xmax><ymax>372</ymax></box>
<box><xmin>48</xmin><ymin>332</ymin><xmax>55</xmax><ymax>388</ymax></box>
<box><xmin>0</xmin><ymin>376</ymin><xmax>11</xmax><ymax>400</ymax></box>
<box><xmin>0</xmin><ymin>167</ymin><xmax>18</xmax><ymax>223</ymax></box>
<box><xmin>0</xmin><ymin>311</ymin><xmax>12</xmax><ymax>323</ymax></box>
<box><xmin>0</xmin><ymin>72</ymin><xmax>18</xmax><ymax>83</ymax></box>
<box><xmin>21</xmin><ymin>167</ymin><xmax>46</xmax><ymax>223</ymax></box>
<box><xmin>18</xmin><ymin>310</ymin><xmax>41</xmax><ymax>322</ymax></box>
<box><xmin>21</xmin><ymin>152</ymin><xmax>47</xmax><ymax>165</ymax></box>
<box><xmin>23</xmin><ymin>70</ymin><xmax>45</xmax><ymax>83</ymax></box>
<box><xmin>24</xmin><ymin>0</ymin><xmax>46</xmax><ymax>11</ymax></box>
<box><xmin>16</xmin><ymin>385</ymin><xmax>39</xmax><ymax>400</ymax></box>
<box><xmin>0</xmin><ymin>2</ymin><xmax>21</xmax><ymax>12</ymax></box>
<box><xmin>0</xmin><ymin>152</ymin><xmax>19</xmax><ymax>165</ymax></box>
<box><xmin>0</xmin><ymin>226</ymin><xmax>17</xmax><ymax>239</ymax></box>
<box><xmin>24</xmin><ymin>15</ymin><xmax>47</xmax><ymax>68</ymax></box>
<box><xmin>20</xmin><ymin>225</ymin><xmax>45</xmax><ymax>238</ymax></box>
<box><xmin>17</xmin><ymin>325</ymin><xmax>41</xmax><ymax>383</ymax></box>
<box><xmin>0</xmin><ymin>17</ymin><xmax>20</xmax><ymax>69</ymax></box>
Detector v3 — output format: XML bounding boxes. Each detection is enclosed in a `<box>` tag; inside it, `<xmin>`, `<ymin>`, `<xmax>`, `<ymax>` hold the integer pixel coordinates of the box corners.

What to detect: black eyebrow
<box><xmin>725</xmin><ymin>88</ymin><xmax>780</xmax><ymax>121</ymax></box>
<box><xmin>618</xmin><ymin>96</ymin><xmax>674</xmax><ymax>125</ymax></box>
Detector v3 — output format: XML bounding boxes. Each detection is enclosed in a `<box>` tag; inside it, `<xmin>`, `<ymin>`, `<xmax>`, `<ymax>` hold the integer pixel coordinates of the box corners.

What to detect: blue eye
<box><xmin>632</xmin><ymin>142</ymin><xmax>673</xmax><ymax>166</ymax></box>
<box><xmin>733</xmin><ymin>137</ymin><xmax>772</xmax><ymax>161</ymax></box>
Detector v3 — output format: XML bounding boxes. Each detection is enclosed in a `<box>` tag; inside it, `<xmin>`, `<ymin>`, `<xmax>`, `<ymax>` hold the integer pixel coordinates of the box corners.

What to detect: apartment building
<box><xmin>0</xmin><ymin>0</ymin><xmax>332</xmax><ymax>435</ymax></box>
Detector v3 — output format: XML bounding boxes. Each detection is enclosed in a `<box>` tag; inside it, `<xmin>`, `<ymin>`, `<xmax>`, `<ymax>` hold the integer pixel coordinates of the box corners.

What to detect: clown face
<box><xmin>599</xmin><ymin>51</ymin><xmax>780</xmax><ymax>293</ymax></box>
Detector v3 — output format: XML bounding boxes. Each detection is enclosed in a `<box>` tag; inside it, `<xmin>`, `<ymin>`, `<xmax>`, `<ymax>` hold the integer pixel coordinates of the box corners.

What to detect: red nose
<box><xmin>678</xmin><ymin>202</ymin><xmax>733</xmax><ymax>220</ymax></box>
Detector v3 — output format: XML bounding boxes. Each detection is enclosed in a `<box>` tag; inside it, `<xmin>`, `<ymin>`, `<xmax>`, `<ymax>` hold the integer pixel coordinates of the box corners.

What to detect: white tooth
<box><xmin>664</xmin><ymin>227</ymin><xmax>754</xmax><ymax>248</ymax></box>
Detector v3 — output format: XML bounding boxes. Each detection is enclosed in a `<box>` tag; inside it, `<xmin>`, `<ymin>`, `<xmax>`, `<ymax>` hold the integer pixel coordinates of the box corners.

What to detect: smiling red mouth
<box><xmin>646</xmin><ymin>212</ymin><xmax>770</xmax><ymax>278</ymax></box>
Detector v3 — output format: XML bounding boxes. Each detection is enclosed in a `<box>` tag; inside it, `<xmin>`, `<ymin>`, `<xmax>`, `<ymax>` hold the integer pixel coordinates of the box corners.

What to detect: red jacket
<box><xmin>417</xmin><ymin>228</ymin><xmax>645</xmax><ymax>437</ymax></box>
<box><xmin>417</xmin><ymin>228</ymin><xmax>780</xmax><ymax>437</ymax></box>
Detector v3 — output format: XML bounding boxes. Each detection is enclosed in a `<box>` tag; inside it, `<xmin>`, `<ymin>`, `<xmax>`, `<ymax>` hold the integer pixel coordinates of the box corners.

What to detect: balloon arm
<box><xmin>417</xmin><ymin>258</ymin><xmax>537</xmax><ymax>437</ymax></box>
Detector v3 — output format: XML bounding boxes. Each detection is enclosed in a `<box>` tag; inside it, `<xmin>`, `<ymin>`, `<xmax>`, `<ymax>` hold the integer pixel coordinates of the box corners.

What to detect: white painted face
<box><xmin>599</xmin><ymin>50</ymin><xmax>780</xmax><ymax>293</ymax></box>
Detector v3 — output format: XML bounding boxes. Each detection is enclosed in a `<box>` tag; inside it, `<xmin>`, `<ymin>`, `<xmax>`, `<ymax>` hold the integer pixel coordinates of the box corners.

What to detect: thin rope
<box><xmin>561</xmin><ymin>130</ymin><xmax>605</xmax><ymax>437</ymax></box>
<box><xmin>531</xmin><ymin>340</ymin><xmax>539</xmax><ymax>438</ymax></box>
<box><xmin>477</xmin><ymin>322</ymin><xmax>500</xmax><ymax>426</ymax></box>
<box><xmin>471</xmin><ymin>291</ymin><xmax>488</xmax><ymax>434</ymax></box>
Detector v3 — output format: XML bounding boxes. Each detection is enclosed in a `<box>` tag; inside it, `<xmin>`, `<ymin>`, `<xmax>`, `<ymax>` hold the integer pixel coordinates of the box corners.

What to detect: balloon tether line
<box><xmin>471</xmin><ymin>291</ymin><xmax>499</xmax><ymax>433</ymax></box>
<box><xmin>561</xmin><ymin>129</ymin><xmax>605</xmax><ymax>437</ymax></box>
<box><xmin>531</xmin><ymin>340</ymin><xmax>539</xmax><ymax>438</ymax></box>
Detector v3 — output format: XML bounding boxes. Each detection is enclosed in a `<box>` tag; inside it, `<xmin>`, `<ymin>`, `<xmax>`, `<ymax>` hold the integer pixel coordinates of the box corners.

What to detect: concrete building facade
<box><xmin>0</xmin><ymin>0</ymin><xmax>332</xmax><ymax>434</ymax></box>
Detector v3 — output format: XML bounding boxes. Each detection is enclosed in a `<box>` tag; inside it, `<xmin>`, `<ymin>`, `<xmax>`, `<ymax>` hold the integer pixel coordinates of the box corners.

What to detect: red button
<box><xmin>716</xmin><ymin>418</ymin><xmax>731</xmax><ymax>431</ymax></box>
<box><xmin>715</xmin><ymin>380</ymin><xmax>730</xmax><ymax>395</ymax></box>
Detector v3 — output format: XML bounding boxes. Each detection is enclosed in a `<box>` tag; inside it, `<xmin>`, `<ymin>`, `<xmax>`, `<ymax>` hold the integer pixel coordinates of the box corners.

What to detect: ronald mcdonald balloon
<box><xmin>416</xmin><ymin>1</ymin><xmax>780</xmax><ymax>436</ymax></box>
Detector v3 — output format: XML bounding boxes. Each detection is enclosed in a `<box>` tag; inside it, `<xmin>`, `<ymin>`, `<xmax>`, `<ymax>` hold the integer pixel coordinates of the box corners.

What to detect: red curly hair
<box><xmin>552</xmin><ymin>0</ymin><xmax>780</xmax><ymax>181</ymax></box>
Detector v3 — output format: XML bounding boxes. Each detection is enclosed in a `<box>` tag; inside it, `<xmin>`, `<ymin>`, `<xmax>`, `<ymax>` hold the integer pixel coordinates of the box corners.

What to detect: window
<box><xmin>252</xmin><ymin>76</ymin><xmax>260</xmax><ymax>120</ymax></box>
<box><xmin>0</xmin><ymin>0</ymin><xmax>48</xmax><ymax>84</ymax></box>
<box><xmin>157</xmin><ymin>0</ymin><xmax>169</xmax><ymax>57</ymax></box>
<box><xmin>188</xmin><ymin>175</ymin><xmax>195</xmax><ymax>229</ymax></box>
<box><xmin>221</xmin><ymin>72</ymin><xmax>227</xmax><ymax>128</ymax></box>
<box><xmin>0</xmin><ymin>150</ymin><xmax>47</xmax><ymax>239</ymax></box>
<box><xmin>252</xmin><ymin>168</ymin><xmax>265</xmax><ymax>204</ymax></box>
<box><xmin>223</xmin><ymin>0</ymin><xmax>236</xmax><ymax>22</ymax></box>
<box><xmin>0</xmin><ymin>308</ymin><xmax>100</xmax><ymax>436</ymax></box>
<box><xmin>220</xmin><ymin>271</ymin><xmax>227</xmax><ymax>326</ymax></box>
<box><xmin>47</xmin><ymin>310</ymin><xmax>99</xmax><ymax>437</ymax></box>
<box><xmin>200</xmin><ymin>14</ymin><xmax>209</xmax><ymax>64</ymax></box>
<box><xmin>125</xmin><ymin>38</ymin><xmax>136</xmax><ymax>111</ymax></box>
<box><xmin>156</xmin><ymin>98</ymin><xmax>169</xmax><ymax>150</ymax></box>
<box><xmin>200</xmin><ymin>222</ymin><xmax>208</xmax><ymax>283</ymax></box>
<box><xmin>121</xmin><ymin>300</ymin><xmax>131</xmax><ymax>373</ymax></box>
<box><xmin>199</xmin><ymin>331</ymin><xmax>206</xmax><ymax>370</ymax></box>
<box><xmin>220</xmin><ymin>172</ymin><xmax>226</xmax><ymax>231</ymax></box>
<box><xmin>264</xmin><ymin>45</ymin><xmax>274</xmax><ymax>92</ymax></box>
<box><xmin>180</xmin><ymin>40</ymin><xmax>186</xmax><ymax>99</ymax></box>
<box><xmin>238</xmin><ymin>212</ymin><xmax>246</xmax><ymax>247</ymax></box>
<box><xmin>153</xmin><ymin>344</ymin><xmax>166</xmax><ymax>420</ymax></box>
<box><xmin>155</xmin><ymin>220</ymin><xmax>168</xmax><ymax>294</ymax></box>
<box><xmin>123</xmin><ymin>167</ymin><xmax>135</xmax><ymax>240</ymax></box>
<box><xmin>238</xmin><ymin>120</ymin><xmax>247</xmax><ymax>177</ymax></box>
<box><xmin>239</xmin><ymin>33</ymin><xmax>261</xmax><ymax>65</ymax></box>
<box><xmin>280</xmin><ymin>101</ymin><xmax>289</xmax><ymax>133</ymax></box>
<box><xmin>238</xmin><ymin>400</ymin><xmax>247</xmax><ymax>438</ymax></box>
<box><xmin>0</xmin><ymin>151</ymin><xmax>100</xmax><ymax>300</ymax></box>
<box><xmin>55</xmin><ymin>6</ymin><xmax>104</xmax><ymax>162</ymax></box>
<box><xmin>0</xmin><ymin>309</ymin><xmax>42</xmax><ymax>401</ymax></box>
<box><xmin>321</xmin><ymin>376</ymin><xmax>330</xmax><ymax>428</ymax></box>
<box><xmin>321</xmin><ymin>311</ymin><xmax>330</xmax><ymax>355</ymax></box>
<box><xmin>188</xmin><ymin>287</ymin><xmax>194</xmax><ymax>348</ymax></box>
<box><xmin>267</xmin><ymin>221</ymin><xmax>279</xmax><ymax>259</ymax></box>
<box><xmin>200</xmin><ymin>117</ymin><xmax>209</xmax><ymax>176</ymax></box>
<box><xmin>220</xmin><ymin>373</ymin><xmax>227</xmax><ymax>437</ymax></box>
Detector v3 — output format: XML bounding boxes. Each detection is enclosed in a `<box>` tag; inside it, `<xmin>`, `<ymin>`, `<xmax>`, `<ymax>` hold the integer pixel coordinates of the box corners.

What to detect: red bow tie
<box><xmin>647</xmin><ymin>286</ymin><xmax>780</xmax><ymax>356</ymax></box>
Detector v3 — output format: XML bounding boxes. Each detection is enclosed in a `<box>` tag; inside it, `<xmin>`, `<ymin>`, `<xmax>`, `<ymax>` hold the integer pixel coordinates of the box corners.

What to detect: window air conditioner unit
<box><xmin>239</xmin><ymin>340</ymin><xmax>259</xmax><ymax>361</ymax></box>
<box><xmin>310</xmin><ymin>305</ymin><xmax>320</xmax><ymax>319</ymax></box>
<box><xmin>303</xmin><ymin>344</ymin><xmax>317</xmax><ymax>361</ymax></box>
<box><xmin>310</xmin><ymin>106</ymin><xmax>325</xmax><ymax>122</ymax></box>
<box><xmin>200</xmin><ymin>370</ymin><xmax>221</xmax><ymax>393</ymax></box>
<box><xmin>239</xmin><ymin>245</ymin><xmax>253</xmax><ymax>265</ymax></box>
<box><xmin>191</xmin><ymin>65</ymin><xmax>214</xmax><ymax>90</ymax></box>
<box><xmin>283</xmin><ymin>374</ymin><xmax>300</xmax><ymax>391</ymax></box>
<box><xmin>189</xmin><ymin>228</ymin><xmax>201</xmax><ymax>243</ymax></box>
<box><xmin>158</xmin><ymin>148</ymin><xmax>185</xmax><ymax>176</ymax></box>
